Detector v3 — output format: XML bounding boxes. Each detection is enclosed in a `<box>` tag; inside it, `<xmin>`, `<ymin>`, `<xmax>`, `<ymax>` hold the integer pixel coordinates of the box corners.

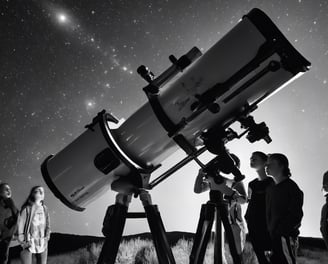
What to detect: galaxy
<box><xmin>1</xmin><ymin>0</ymin><xmax>328</xmax><ymax>238</ymax></box>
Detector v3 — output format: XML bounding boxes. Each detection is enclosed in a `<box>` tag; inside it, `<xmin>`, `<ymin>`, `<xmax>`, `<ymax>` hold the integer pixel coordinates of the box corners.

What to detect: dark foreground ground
<box><xmin>9</xmin><ymin>231</ymin><xmax>326</xmax><ymax>259</ymax></box>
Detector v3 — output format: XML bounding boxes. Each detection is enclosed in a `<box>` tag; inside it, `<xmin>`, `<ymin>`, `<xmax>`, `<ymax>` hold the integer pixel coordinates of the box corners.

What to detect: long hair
<box><xmin>323</xmin><ymin>171</ymin><xmax>328</xmax><ymax>191</ymax></box>
<box><xmin>21</xmin><ymin>185</ymin><xmax>44</xmax><ymax>212</ymax></box>
<box><xmin>269</xmin><ymin>153</ymin><xmax>291</xmax><ymax>177</ymax></box>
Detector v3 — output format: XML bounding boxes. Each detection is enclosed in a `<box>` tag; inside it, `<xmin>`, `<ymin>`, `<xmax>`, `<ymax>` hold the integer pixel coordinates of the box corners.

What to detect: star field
<box><xmin>1</xmin><ymin>0</ymin><xmax>328</xmax><ymax>237</ymax></box>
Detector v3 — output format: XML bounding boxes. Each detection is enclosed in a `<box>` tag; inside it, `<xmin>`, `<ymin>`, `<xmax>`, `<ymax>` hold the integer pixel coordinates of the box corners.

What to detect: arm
<box><xmin>217</xmin><ymin>178</ymin><xmax>243</xmax><ymax>201</ymax></box>
<box><xmin>17</xmin><ymin>208</ymin><xmax>27</xmax><ymax>244</ymax></box>
<box><xmin>44</xmin><ymin>206</ymin><xmax>51</xmax><ymax>240</ymax></box>
<box><xmin>4</xmin><ymin>198</ymin><xmax>19</xmax><ymax>230</ymax></box>
<box><xmin>4</xmin><ymin>198</ymin><xmax>19</xmax><ymax>218</ymax></box>
<box><xmin>247</xmin><ymin>186</ymin><xmax>252</xmax><ymax>203</ymax></box>
<box><xmin>232</xmin><ymin>181</ymin><xmax>247</xmax><ymax>204</ymax></box>
<box><xmin>321</xmin><ymin>203</ymin><xmax>328</xmax><ymax>248</ymax></box>
<box><xmin>194</xmin><ymin>169</ymin><xmax>210</xmax><ymax>193</ymax></box>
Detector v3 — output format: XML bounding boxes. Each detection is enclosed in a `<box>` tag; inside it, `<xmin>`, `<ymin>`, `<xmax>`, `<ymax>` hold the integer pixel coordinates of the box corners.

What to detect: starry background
<box><xmin>1</xmin><ymin>0</ymin><xmax>327</xmax><ymax>238</ymax></box>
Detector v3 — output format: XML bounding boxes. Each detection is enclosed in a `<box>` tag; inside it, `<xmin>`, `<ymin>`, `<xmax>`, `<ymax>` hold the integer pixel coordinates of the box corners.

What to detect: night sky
<box><xmin>1</xmin><ymin>0</ymin><xmax>327</xmax><ymax>238</ymax></box>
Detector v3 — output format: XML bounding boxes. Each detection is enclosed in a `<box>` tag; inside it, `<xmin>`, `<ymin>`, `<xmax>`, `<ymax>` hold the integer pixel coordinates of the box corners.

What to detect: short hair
<box><xmin>268</xmin><ymin>153</ymin><xmax>291</xmax><ymax>177</ymax></box>
<box><xmin>252</xmin><ymin>151</ymin><xmax>268</xmax><ymax>162</ymax></box>
<box><xmin>323</xmin><ymin>171</ymin><xmax>328</xmax><ymax>188</ymax></box>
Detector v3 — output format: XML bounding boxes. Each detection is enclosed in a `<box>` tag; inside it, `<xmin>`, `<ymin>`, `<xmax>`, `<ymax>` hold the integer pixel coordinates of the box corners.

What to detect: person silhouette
<box><xmin>0</xmin><ymin>183</ymin><xmax>18</xmax><ymax>264</ymax></box>
<box><xmin>194</xmin><ymin>153</ymin><xmax>247</xmax><ymax>263</ymax></box>
<box><xmin>265</xmin><ymin>153</ymin><xmax>303</xmax><ymax>264</ymax></box>
<box><xmin>320</xmin><ymin>171</ymin><xmax>328</xmax><ymax>249</ymax></box>
<box><xmin>245</xmin><ymin>152</ymin><xmax>274</xmax><ymax>264</ymax></box>
<box><xmin>18</xmin><ymin>186</ymin><xmax>50</xmax><ymax>264</ymax></box>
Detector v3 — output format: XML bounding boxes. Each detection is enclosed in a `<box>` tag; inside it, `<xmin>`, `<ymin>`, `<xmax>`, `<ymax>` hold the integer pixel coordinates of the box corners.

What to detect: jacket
<box><xmin>321</xmin><ymin>195</ymin><xmax>328</xmax><ymax>249</ymax></box>
<box><xmin>0</xmin><ymin>197</ymin><xmax>18</xmax><ymax>242</ymax></box>
<box><xmin>266</xmin><ymin>178</ymin><xmax>303</xmax><ymax>238</ymax></box>
<box><xmin>17</xmin><ymin>204</ymin><xmax>50</xmax><ymax>245</ymax></box>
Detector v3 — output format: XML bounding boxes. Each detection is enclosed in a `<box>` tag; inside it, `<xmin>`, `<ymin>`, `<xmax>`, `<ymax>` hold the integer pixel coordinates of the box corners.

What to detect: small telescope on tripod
<box><xmin>41</xmin><ymin>8</ymin><xmax>310</xmax><ymax>264</ymax></box>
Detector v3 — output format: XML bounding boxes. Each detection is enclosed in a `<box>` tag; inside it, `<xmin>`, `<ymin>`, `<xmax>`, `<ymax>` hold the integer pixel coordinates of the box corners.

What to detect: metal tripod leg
<box><xmin>140</xmin><ymin>191</ymin><xmax>176</xmax><ymax>264</ymax></box>
<box><xmin>97</xmin><ymin>194</ymin><xmax>131</xmax><ymax>264</ymax></box>
<box><xmin>190</xmin><ymin>203</ymin><xmax>215</xmax><ymax>264</ymax></box>
<box><xmin>218</xmin><ymin>203</ymin><xmax>243</xmax><ymax>264</ymax></box>
<box><xmin>190</xmin><ymin>201</ymin><xmax>243</xmax><ymax>264</ymax></box>
<box><xmin>214</xmin><ymin>204</ymin><xmax>223</xmax><ymax>264</ymax></box>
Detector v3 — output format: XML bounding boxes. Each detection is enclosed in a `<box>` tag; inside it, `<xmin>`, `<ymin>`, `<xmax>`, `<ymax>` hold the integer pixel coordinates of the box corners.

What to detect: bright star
<box><xmin>85</xmin><ymin>100</ymin><xmax>96</xmax><ymax>110</ymax></box>
<box><xmin>57</xmin><ymin>13</ymin><xmax>68</xmax><ymax>23</ymax></box>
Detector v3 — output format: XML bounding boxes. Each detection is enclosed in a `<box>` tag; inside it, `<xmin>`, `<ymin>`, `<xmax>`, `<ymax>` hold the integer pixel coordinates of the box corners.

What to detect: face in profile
<box><xmin>265</xmin><ymin>158</ymin><xmax>282</xmax><ymax>177</ymax></box>
<box><xmin>33</xmin><ymin>187</ymin><xmax>45</xmax><ymax>202</ymax></box>
<box><xmin>0</xmin><ymin>184</ymin><xmax>12</xmax><ymax>199</ymax></box>
<box><xmin>250</xmin><ymin>154</ymin><xmax>266</xmax><ymax>170</ymax></box>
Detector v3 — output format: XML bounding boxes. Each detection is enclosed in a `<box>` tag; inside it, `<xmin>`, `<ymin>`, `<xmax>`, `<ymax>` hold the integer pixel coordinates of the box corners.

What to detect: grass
<box><xmin>9</xmin><ymin>238</ymin><xmax>327</xmax><ymax>264</ymax></box>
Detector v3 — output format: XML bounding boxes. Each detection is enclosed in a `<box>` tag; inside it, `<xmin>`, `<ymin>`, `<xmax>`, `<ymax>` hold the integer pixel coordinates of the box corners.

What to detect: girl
<box><xmin>18</xmin><ymin>186</ymin><xmax>50</xmax><ymax>264</ymax></box>
<box><xmin>0</xmin><ymin>183</ymin><xmax>18</xmax><ymax>264</ymax></box>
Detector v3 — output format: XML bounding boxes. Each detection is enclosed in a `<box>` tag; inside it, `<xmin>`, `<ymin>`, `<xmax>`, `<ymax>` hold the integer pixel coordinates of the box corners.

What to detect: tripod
<box><xmin>190</xmin><ymin>191</ymin><xmax>243</xmax><ymax>264</ymax></box>
<box><xmin>97</xmin><ymin>190</ymin><xmax>176</xmax><ymax>264</ymax></box>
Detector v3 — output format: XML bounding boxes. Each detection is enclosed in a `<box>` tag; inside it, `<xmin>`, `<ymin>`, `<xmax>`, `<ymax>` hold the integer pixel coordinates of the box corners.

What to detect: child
<box><xmin>18</xmin><ymin>186</ymin><xmax>50</xmax><ymax>264</ymax></box>
<box><xmin>0</xmin><ymin>183</ymin><xmax>18</xmax><ymax>264</ymax></box>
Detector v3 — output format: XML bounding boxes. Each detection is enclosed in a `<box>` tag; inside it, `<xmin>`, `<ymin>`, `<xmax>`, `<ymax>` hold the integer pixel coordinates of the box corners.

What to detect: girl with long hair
<box><xmin>18</xmin><ymin>186</ymin><xmax>50</xmax><ymax>264</ymax></box>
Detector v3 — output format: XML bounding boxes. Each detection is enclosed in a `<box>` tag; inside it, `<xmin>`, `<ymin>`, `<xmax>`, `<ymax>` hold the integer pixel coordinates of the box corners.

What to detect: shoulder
<box><xmin>280</xmin><ymin>179</ymin><xmax>303</xmax><ymax>200</ymax></box>
<box><xmin>21</xmin><ymin>205</ymin><xmax>32</xmax><ymax>214</ymax></box>
<box><xmin>286</xmin><ymin>179</ymin><xmax>303</xmax><ymax>192</ymax></box>
<box><xmin>322</xmin><ymin>202</ymin><xmax>328</xmax><ymax>211</ymax></box>
<box><xmin>249</xmin><ymin>178</ymin><xmax>258</xmax><ymax>186</ymax></box>
<box><xmin>0</xmin><ymin>198</ymin><xmax>6</xmax><ymax>208</ymax></box>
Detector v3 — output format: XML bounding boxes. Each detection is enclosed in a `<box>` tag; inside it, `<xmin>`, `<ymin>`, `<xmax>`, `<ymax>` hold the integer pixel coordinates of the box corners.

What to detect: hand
<box><xmin>225</xmin><ymin>190</ymin><xmax>242</xmax><ymax>202</ymax></box>
<box><xmin>21</xmin><ymin>241</ymin><xmax>32</xmax><ymax>250</ymax></box>
<box><xmin>232</xmin><ymin>191</ymin><xmax>242</xmax><ymax>201</ymax></box>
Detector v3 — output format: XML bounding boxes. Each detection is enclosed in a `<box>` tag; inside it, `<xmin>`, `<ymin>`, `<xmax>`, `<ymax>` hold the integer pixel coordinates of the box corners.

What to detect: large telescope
<box><xmin>41</xmin><ymin>8</ymin><xmax>310</xmax><ymax>211</ymax></box>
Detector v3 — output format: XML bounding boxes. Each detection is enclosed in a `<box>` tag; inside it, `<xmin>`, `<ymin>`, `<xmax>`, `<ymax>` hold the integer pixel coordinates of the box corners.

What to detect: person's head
<box><xmin>0</xmin><ymin>183</ymin><xmax>11</xmax><ymax>199</ymax></box>
<box><xmin>22</xmin><ymin>186</ymin><xmax>45</xmax><ymax>209</ymax></box>
<box><xmin>322</xmin><ymin>171</ymin><xmax>328</xmax><ymax>194</ymax></box>
<box><xmin>265</xmin><ymin>153</ymin><xmax>291</xmax><ymax>179</ymax></box>
<box><xmin>250</xmin><ymin>151</ymin><xmax>267</xmax><ymax>170</ymax></box>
